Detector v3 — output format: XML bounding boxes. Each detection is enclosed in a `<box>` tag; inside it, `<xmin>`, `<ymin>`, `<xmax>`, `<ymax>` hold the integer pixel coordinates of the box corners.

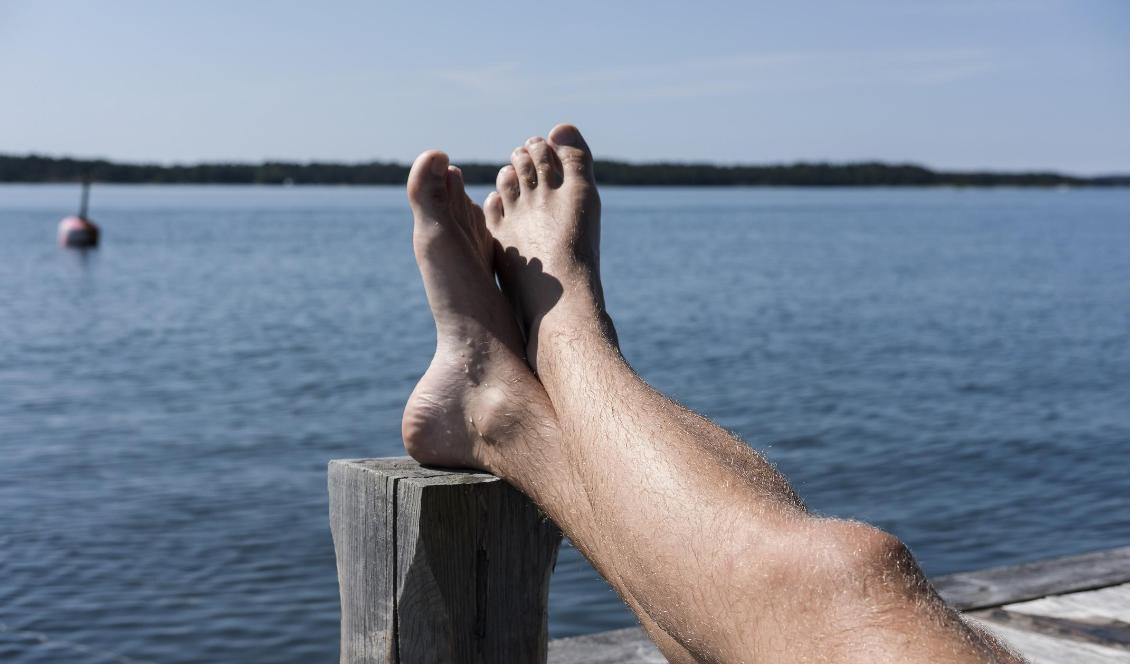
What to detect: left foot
<box><xmin>401</xmin><ymin>150</ymin><xmax>551</xmax><ymax>471</ymax></box>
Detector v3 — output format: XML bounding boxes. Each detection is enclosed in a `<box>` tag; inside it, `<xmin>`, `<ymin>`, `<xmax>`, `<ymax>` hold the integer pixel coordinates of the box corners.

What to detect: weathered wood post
<box><xmin>329</xmin><ymin>457</ymin><xmax>562</xmax><ymax>664</ymax></box>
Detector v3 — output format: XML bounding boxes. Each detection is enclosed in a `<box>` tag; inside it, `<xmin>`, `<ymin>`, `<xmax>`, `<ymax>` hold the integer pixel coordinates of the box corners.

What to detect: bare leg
<box><xmin>481</xmin><ymin>125</ymin><xmax>1020</xmax><ymax>663</ymax></box>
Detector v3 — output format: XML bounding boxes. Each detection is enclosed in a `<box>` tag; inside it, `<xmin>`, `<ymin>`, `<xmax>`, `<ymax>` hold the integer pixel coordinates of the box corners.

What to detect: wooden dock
<box><xmin>548</xmin><ymin>546</ymin><xmax>1130</xmax><ymax>663</ymax></box>
<box><xmin>330</xmin><ymin>458</ymin><xmax>1130</xmax><ymax>663</ymax></box>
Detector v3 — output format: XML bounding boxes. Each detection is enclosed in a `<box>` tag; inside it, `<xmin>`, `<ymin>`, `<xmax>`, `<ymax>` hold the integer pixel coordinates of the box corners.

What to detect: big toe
<box><xmin>407</xmin><ymin>149</ymin><xmax>451</xmax><ymax>213</ymax></box>
<box><xmin>547</xmin><ymin>124</ymin><xmax>594</xmax><ymax>181</ymax></box>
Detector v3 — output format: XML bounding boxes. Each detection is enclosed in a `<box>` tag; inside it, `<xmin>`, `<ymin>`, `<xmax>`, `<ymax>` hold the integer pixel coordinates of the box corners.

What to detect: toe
<box><xmin>407</xmin><ymin>150</ymin><xmax>451</xmax><ymax>213</ymax></box>
<box><xmin>525</xmin><ymin>137</ymin><xmax>563</xmax><ymax>188</ymax></box>
<box><xmin>547</xmin><ymin>124</ymin><xmax>594</xmax><ymax>182</ymax></box>
<box><xmin>496</xmin><ymin>165</ymin><xmax>520</xmax><ymax>208</ymax></box>
<box><xmin>446</xmin><ymin>165</ymin><xmax>469</xmax><ymax>214</ymax></box>
<box><xmin>511</xmin><ymin>146</ymin><xmax>538</xmax><ymax>193</ymax></box>
<box><xmin>447</xmin><ymin>165</ymin><xmax>465</xmax><ymax>196</ymax></box>
<box><xmin>483</xmin><ymin>191</ymin><xmax>504</xmax><ymax>230</ymax></box>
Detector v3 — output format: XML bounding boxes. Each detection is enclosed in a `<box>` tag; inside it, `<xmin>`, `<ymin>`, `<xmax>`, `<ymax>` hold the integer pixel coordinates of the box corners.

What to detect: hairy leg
<box><xmin>485</xmin><ymin>125</ymin><xmax>1020</xmax><ymax>663</ymax></box>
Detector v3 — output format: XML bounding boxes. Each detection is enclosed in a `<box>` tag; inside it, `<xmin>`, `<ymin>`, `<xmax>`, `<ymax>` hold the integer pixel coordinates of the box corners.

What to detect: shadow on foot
<box><xmin>496</xmin><ymin>244</ymin><xmax>564</xmax><ymax>371</ymax></box>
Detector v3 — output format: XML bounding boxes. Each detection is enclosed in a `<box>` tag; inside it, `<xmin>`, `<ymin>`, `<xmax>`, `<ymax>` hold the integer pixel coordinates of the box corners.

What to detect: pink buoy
<box><xmin>58</xmin><ymin>180</ymin><xmax>100</xmax><ymax>248</ymax></box>
<box><xmin>58</xmin><ymin>215</ymin><xmax>100</xmax><ymax>247</ymax></box>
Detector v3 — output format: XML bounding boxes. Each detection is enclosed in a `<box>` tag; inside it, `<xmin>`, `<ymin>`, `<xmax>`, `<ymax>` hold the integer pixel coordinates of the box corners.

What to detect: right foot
<box><xmin>402</xmin><ymin>150</ymin><xmax>553</xmax><ymax>472</ymax></box>
<box><xmin>485</xmin><ymin>124</ymin><xmax>617</xmax><ymax>370</ymax></box>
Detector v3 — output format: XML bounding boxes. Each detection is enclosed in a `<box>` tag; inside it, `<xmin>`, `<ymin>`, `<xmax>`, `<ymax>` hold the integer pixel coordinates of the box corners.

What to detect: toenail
<box><xmin>551</xmin><ymin>125</ymin><xmax>581</xmax><ymax>144</ymax></box>
<box><xmin>525</xmin><ymin>136</ymin><xmax>544</xmax><ymax>145</ymax></box>
<box><xmin>429</xmin><ymin>157</ymin><xmax>447</xmax><ymax>176</ymax></box>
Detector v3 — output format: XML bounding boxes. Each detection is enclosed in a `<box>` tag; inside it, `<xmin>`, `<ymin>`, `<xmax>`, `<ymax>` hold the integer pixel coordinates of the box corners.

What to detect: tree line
<box><xmin>2</xmin><ymin>153</ymin><xmax>1126</xmax><ymax>187</ymax></box>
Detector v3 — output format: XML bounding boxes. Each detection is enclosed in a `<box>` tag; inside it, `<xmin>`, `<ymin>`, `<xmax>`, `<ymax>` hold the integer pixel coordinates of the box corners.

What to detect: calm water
<box><xmin>1</xmin><ymin>184</ymin><xmax>1128</xmax><ymax>662</ymax></box>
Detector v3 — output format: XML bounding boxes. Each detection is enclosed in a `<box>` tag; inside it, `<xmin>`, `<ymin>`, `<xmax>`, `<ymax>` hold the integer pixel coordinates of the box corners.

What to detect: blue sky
<box><xmin>1</xmin><ymin>0</ymin><xmax>1127</xmax><ymax>173</ymax></box>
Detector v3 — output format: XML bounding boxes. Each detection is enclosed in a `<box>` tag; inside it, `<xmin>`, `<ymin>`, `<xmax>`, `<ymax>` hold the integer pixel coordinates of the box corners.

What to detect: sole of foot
<box><xmin>402</xmin><ymin>149</ymin><xmax>545</xmax><ymax>471</ymax></box>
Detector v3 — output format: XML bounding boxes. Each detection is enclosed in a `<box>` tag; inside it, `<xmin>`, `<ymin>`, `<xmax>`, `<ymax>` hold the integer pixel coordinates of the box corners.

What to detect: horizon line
<box><xmin>4</xmin><ymin>151</ymin><xmax>1129</xmax><ymax>179</ymax></box>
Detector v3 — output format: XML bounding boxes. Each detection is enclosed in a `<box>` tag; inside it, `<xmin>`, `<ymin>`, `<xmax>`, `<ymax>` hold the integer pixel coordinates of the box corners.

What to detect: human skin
<box><xmin>402</xmin><ymin>126</ymin><xmax>1021</xmax><ymax>663</ymax></box>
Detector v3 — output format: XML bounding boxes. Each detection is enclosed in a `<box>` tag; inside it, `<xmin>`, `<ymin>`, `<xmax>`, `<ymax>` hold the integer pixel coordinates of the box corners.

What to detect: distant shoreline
<box><xmin>2</xmin><ymin>154</ymin><xmax>1127</xmax><ymax>187</ymax></box>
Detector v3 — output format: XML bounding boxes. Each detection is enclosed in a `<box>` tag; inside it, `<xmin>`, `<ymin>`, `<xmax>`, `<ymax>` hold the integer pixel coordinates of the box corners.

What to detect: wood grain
<box><xmin>934</xmin><ymin>546</ymin><xmax>1130</xmax><ymax>611</ymax></box>
<box><xmin>330</xmin><ymin>458</ymin><xmax>562</xmax><ymax>663</ymax></box>
<box><xmin>972</xmin><ymin>608</ymin><xmax>1130</xmax><ymax>649</ymax></box>
<box><xmin>968</xmin><ymin>616</ymin><xmax>1130</xmax><ymax>664</ymax></box>
<box><xmin>1003</xmin><ymin>583</ymin><xmax>1130</xmax><ymax>624</ymax></box>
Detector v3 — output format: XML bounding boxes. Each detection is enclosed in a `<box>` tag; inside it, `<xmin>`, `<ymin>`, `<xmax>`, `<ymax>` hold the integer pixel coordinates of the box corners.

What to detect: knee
<box><xmin>806</xmin><ymin>521</ymin><xmax>930</xmax><ymax>604</ymax></box>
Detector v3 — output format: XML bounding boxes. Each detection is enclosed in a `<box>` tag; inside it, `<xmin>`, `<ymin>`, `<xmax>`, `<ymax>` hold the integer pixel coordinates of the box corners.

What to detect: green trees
<box><xmin>1</xmin><ymin>154</ymin><xmax>1123</xmax><ymax>187</ymax></box>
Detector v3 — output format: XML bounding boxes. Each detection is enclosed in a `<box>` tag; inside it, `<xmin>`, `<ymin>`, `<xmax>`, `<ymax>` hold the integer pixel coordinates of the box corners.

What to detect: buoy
<box><xmin>58</xmin><ymin>179</ymin><xmax>100</xmax><ymax>248</ymax></box>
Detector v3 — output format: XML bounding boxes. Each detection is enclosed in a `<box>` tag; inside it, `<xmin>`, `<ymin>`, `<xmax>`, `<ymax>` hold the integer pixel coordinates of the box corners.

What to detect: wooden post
<box><xmin>329</xmin><ymin>457</ymin><xmax>562</xmax><ymax>664</ymax></box>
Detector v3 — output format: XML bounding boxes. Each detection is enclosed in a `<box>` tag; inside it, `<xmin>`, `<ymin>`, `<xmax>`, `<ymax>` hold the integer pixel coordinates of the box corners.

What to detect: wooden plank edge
<box><xmin>970</xmin><ymin>608</ymin><xmax>1130</xmax><ymax>651</ymax></box>
<box><xmin>933</xmin><ymin>545</ymin><xmax>1130</xmax><ymax>611</ymax></box>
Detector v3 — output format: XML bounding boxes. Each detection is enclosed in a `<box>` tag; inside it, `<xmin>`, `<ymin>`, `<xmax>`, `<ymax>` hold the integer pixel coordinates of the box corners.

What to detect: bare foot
<box><xmin>485</xmin><ymin>124</ymin><xmax>617</xmax><ymax>371</ymax></box>
<box><xmin>402</xmin><ymin>150</ymin><xmax>551</xmax><ymax>471</ymax></box>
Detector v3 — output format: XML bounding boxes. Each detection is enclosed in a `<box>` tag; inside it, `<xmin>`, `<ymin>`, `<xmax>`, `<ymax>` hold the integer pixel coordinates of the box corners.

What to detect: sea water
<box><xmin>1</xmin><ymin>184</ymin><xmax>1127</xmax><ymax>662</ymax></box>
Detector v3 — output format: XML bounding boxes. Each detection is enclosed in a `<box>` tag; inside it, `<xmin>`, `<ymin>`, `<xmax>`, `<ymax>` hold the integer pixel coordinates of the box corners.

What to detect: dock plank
<box><xmin>971</xmin><ymin>608</ymin><xmax>1130</xmax><ymax>650</ymax></box>
<box><xmin>548</xmin><ymin>627</ymin><xmax>664</xmax><ymax>664</ymax></box>
<box><xmin>968</xmin><ymin>617</ymin><xmax>1130</xmax><ymax>664</ymax></box>
<box><xmin>1003</xmin><ymin>583</ymin><xmax>1130</xmax><ymax>624</ymax></box>
<box><xmin>549</xmin><ymin>547</ymin><xmax>1130</xmax><ymax>663</ymax></box>
<box><xmin>934</xmin><ymin>546</ymin><xmax>1130</xmax><ymax>611</ymax></box>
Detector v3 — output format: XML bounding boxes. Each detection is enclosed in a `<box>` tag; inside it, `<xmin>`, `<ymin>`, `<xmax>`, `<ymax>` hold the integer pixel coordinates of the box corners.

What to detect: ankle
<box><xmin>534</xmin><ymin>306</ymin><xmax>624</xmax><ymax>380</ymax></box>
<box><xmin>475</xmin><ymin>390</ymin><xmax>568</xmax><ymax>497</ymax></box>
<box><xmin>536</xmin><ymin>274</ymin><xmax>616</xmax><ymax>339</ymax></box>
